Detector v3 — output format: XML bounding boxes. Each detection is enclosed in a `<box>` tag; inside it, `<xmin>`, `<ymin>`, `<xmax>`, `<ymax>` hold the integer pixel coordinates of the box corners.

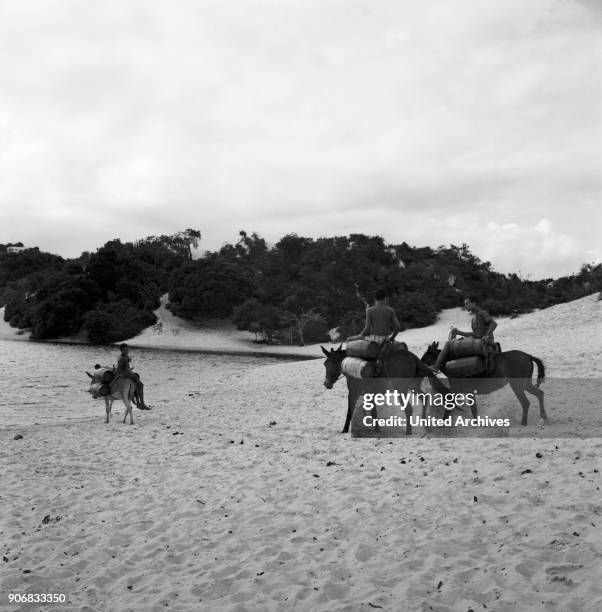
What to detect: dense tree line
<box><xmin>168</xmin><ymin>231</ymin><xmax>602</xmax><ymax>344</ymax></box>
<box><xmin>1</xmin><ymin>230</ymin><xmax>200</xmax><ymax>342</ymax></box>
<box><xmin>1</xmin><ymin>230</ymin><xmax>600</xmax><ymax>344</ymax></box>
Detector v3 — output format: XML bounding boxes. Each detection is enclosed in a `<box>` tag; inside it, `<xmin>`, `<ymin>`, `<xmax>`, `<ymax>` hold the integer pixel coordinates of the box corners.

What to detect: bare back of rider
<box><xmin>365</xmin><ymin>303</ymin><xmax>399</xmax><ymax>342</ymax></box>
<box><xmin>347</xmin><ymin>290</ymin><xmax>402</xmax><ymax>344</ymax></box>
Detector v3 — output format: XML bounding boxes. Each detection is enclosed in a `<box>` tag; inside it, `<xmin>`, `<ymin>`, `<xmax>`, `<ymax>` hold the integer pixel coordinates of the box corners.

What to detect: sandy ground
<box><xmin>0</xmin><ymin>297</ymin><xmax>323</xmax><ymax>357</ymax></box>
<box><xmin>0</xmin><ymin>309</ymin><xmax>28</xmax><ymax>342</ymax></box>
<box><xmin>1</xmin><ymin>294</ymin><xmax>602</xmax><ymax>611</ymax></box>
<box><xmin>3</xmin><ymin>291</ymin><xmax>599</xmax><ymax>372</ymax></box>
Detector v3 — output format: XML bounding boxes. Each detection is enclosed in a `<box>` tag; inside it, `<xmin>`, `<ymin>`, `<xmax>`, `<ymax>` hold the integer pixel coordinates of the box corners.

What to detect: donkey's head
<box><xmin>420</xmin><ymin>341</ymin><xmax>440</xmax><ymax>366</ymax></box>
<box><xmin>321</xmin><ymin>344</ymin><xmax>346</xmax><ymax>389</ymax></box>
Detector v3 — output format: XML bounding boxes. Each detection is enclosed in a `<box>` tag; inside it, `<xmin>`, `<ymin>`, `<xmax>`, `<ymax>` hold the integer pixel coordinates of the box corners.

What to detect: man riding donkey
<box><xmin>323</xmin><ymin>289</ymin><xmax>449</xmax><ymax>436</ymax></box>
<box><xmin>429</xmin><ymin>295</ymin><xmax>498</xmax><ymax>375</ymax></box>
<box><xmin>347</xmin><ymin>288</ymin><xmax>402</xmax><ymax>345</ymax></box>
<box><xmin>116</xmin><ymin>343</ymin><xmax>151</xmax><ymax>410</ymax></box>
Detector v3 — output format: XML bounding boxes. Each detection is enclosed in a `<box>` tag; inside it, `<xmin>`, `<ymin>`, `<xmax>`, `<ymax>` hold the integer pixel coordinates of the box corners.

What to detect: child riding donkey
<box><xmin>87</xmin><ymin>343</ymin><xmax>150</xmax><ymax>424</ymax></box>
<box><xmin>116</xmin><ymin>344</ymin><xmax>150</xmax><ymax>410</ymax></box>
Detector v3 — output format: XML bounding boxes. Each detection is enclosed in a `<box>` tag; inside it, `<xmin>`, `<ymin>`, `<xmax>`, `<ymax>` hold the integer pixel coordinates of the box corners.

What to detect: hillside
<box><xmin>2</xmin><ymin>233</ymin><xmax>600</xmax><ymax>345</ymax></box>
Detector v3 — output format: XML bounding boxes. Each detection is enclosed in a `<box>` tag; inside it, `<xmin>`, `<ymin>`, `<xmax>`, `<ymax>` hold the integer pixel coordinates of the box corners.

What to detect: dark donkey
<box><xmin>421</xmin><ymin>342</ymin><xmax>546</xmax><ymax>425</ymax></box>
<box><xmin>322</xmin><ymin>344</ymin><xmax>450</xmax><ymax>435</ymax></box>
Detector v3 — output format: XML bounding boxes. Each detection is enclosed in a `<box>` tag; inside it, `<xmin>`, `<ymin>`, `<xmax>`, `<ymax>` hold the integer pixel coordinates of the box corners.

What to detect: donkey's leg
<box><xmin>122</xmin><ymin>400</ymin><xmax>133</xmax><ymax>424</ymax></box>
<box><xmin>405</xmin><ymin>403</ymin><xmax>412</xmax><ymax>436</ymax></box>
<box><xmin>525</xmin><ymin>380</ymin><xmax>546</xmax><ymax>421</ymax></box>
<box><xmin>122</xmin><ymin>395</ymin><xmax>134</xmax><ymax>425</ymax></box>
<box><xmin>343</xmin><ymin>392</ymin><xmax>354</xmax><ymax>433</ymax></box>
<box><xmin>343</xmin><ymin>379</ymin><xmax>357</xmax><ymax>433</ymax></box>
<box><xmin>105</xmin><ymin>398</ymin><xmax>112</xmax><ymax>423</ymax></box>
<box><xmin>509</xmin><ymin>380</ymin><xmax>530</xmax><ymax>426</ymax></box>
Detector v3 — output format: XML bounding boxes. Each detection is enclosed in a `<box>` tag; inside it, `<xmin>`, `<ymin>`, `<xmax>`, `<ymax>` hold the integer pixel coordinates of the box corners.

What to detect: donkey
<box><xmin>87</xmin><ymin>370</ymin><xmax>138</xmax><ymax>424</ymax></box>
<box><xmin>421</xmin><ymin>341</ymin><xmax>546</xmax><ymax>426</ymax></box>
<box><xmin>322</xmin><ymin>344</ymin><xmax>451</xmax><ymax>435</ymax></box>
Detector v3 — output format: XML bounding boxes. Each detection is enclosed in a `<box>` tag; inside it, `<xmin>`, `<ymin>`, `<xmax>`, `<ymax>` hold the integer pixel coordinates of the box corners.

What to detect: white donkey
<box><xmin>87</xmin><ymin>367</ymin><xmax>137</xmax><ymax>424</ymax></box>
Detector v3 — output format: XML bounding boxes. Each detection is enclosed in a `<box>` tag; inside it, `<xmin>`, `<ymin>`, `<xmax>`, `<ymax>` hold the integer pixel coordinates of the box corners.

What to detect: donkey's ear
<box><xmin>435</xmin><ymin>342</ymin><xmax>439</xmax><ymax>348</ymax></box>
<box><xmin>337</xmin><ymin>344</ymin><xmax>343</xmax><ymax>352</ymax></box>
<box><xmin>321</xmin><ymin>346</ymin><xmax>330</xmax><ymax>357</ymax></box>
<box><xmin>86</xmin><ymin>371</ymin><xmax>93</xmax><ymax>379</ymax></box>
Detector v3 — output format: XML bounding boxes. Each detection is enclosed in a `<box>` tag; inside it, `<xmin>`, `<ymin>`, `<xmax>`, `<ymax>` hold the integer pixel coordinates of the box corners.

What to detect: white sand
<box><xmin>124</xmin><ymin>295</ymin><xmax>324</xmax><ymax>357</ymax></box>
<box><xmin>1</xmin><ymin>294</ymin><xmax>602</xmax><ymax>611</ymax></box>
<box><xmin>0</xmin><ymin>308</ymin><xmax>29</xmax><ymax>342</ymax></box>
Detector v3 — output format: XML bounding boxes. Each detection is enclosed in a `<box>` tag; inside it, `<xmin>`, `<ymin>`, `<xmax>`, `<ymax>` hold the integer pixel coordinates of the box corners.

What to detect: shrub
<box><xmin>83</xmin><ymin>300</ymin><xmax>157</xmax><ymax>344</ymax></box>
<box><xmin>393</xmin><ymin>294</ymin><xmax>437</xmax><ymax>328</ymax></box>
<box><xmin>169</xmin><ymin>259</ymin><xmax>257</xmax><ymax>321</ymax></box>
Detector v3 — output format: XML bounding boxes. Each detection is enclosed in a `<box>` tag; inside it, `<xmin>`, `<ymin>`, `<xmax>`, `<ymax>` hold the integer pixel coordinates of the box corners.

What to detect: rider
<box><xmin>117</xmin><ymin>343</ymin><xmax>151</xmax><ymax>410</ymax></box>
<box><xmin>346</xmin><ymin>289</ymin><xmax>402</xmax><ymax>344</ymax></box>
<box><xmin>430</xmin><ymin>295</ymin><xmax>497</xmax><ymax>373</ymax></box>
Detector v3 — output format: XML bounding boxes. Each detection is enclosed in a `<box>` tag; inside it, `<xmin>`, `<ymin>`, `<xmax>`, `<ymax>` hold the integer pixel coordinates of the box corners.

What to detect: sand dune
<box><xmin>1</xmin><ymin>294</ymin><xmax>602</xmax><ymax>611</ymax></box>
<box><xmin>126</xmin><ymin>293</ymin><xmax>602</xmax><ymax>376</ymax></box>
<box><xmin>125</xmin><ymin>295</ymin><xmax>320</xmax><ymax>357</ymax></box>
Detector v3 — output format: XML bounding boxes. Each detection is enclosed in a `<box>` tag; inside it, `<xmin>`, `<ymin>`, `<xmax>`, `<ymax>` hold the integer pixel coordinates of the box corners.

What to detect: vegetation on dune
<box><xmin>0</xmin><ymin>230</ymin><xmax>200</xmax><ymax>342</ymax></box>
<box><xmin>1</xmin><ymin>229</ymin><xmax>600</xmax><ymax>345</ymax></box>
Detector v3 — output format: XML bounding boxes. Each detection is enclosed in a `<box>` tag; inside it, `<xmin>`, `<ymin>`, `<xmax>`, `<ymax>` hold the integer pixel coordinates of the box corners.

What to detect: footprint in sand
<box><xmin>354</xmin><ymin>543</ymin><xmax>377</xmax><ymax>562</ymax></box>
<box><xmin>516</xmin><ymin>558</ymin><xmax>539</xmax><ymax>578</ymax></box>
<box><xmin>545</xmin><ymin>564</ymin><xmax>582</xmax><ymax>587</ymax></box>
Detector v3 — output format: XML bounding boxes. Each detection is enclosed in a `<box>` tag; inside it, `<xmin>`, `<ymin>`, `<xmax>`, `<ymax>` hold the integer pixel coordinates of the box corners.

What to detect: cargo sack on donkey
<box><xmin>343</xmin><ymin>339</ymin><xmax>409</xmax><ymax>379</ymax></box>
<box><xmin>88</xmin><ymin>382</ymin><xmax>111</xmax><ymax>397</ymax></box>
<box><xmin>346</xmin><ymin>339</ymin><xmax>408</xmax><ymax>360</ymax></box>
<box><xmin>87</xmin><ymin>366</ymin><xmax>115</xmax><ymax>398</ymax></box>
<box><xmin>343</xmin><ymin>341</ymin><xmax>380</xmax><ymax>379</ymax></box>
<box><xmin>444</xmin><ymin>356</ymin><xmax>486</xmax><ymax>377</ymax></box>
<box><xmin>444</xmin><ymin>338</ymin><xmax>500</xmax><ymax>377</ymax></box>
<box><xmin>449</xmin><ymin>338</ymin><xmax>489</xmax><ymax>358</ymax></box>
<box><xmin>91</xmin><ymin>366</ymin><xmax>115</xmax><ymax>384</ymax></box>
<box><xmin>341</xmin><ymin>357</ymin><xmax>376</xmax><ymax>379</ymax></box>
<box><xmin>346</xmin><ymin>340</ymin><xmax>380</xmax><ymax>359</ymax></box>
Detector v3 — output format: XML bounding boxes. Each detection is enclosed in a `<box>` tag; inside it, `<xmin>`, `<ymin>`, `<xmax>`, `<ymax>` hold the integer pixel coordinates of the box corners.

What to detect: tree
<box><xmin>138</xmin><ymin>229</ymin><xmax>201</xmax><ymax>261</ymax></box>
<box><xmin>5</xmin><ymin>269</ymin><xmax>102</xmax><ymax>339</ymax></box>
<box><xmin>219</xmin><ymin>230</ymin><xmax>268</xmax><ymax>264</ymax></box>
<box><xmin>232</xmin><ymin>298</ymin><xmax>288</xmax><ymax>344</ymax></box>
<box><xmin>168</xmin><ymin>258</ymin><xmax>257</xmax><ymax>321</ymax></box>
<box><xmin>86</xmin><ymin>239</ymin><xmax>162</xmax><ymax>309</ymax></box>
<box><xmin>280</xmin><ymin>285</ymin><xmax>326</xmax><ymax>346</ymax></box>
<box><xmin>337</xmin><ymin>310</ymin><xmax>366</xmax><ymax>341</ymax></box>
<box><xmin>82</xmin><ymin>299</ymin><xmax>157</xmax><ymax>344</ymax></box>
<box><xmin>283</xmin><ymin>308</ymin><xmax>326</xmax><ymax>346</ymax></box>
<box><xmin>391</xmin><ymin>293</ymin><xmax>437</xmax><ymax>328</ymax></box>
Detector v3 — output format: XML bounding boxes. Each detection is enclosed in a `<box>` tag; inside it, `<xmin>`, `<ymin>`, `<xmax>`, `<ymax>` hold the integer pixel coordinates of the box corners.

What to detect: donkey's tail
<box><xmin>530</xmin><ymin>355</ymin><xmax>545</xmax><ymax>387</ymax></box>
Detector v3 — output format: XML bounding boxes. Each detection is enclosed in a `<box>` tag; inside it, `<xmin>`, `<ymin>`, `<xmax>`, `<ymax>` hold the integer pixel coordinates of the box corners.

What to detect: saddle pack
<box><xmin>444</xmin><ymin>338</ymin><xmax>501</xmax><ymax>377</ymax></box>
<box><xmin>88</xmin><ymin>382</ymin><xmax>111</xmax><ymax>398</ymax></box>
<box><xmin>87</xmin><ymin>365</ymin><xmax>144</xmax><ymax>405</ymax></box>
<box><xmin>87</xmin><ymin>366</ymin><xmax>114</xmax><ymax>398</ymax></box>
<box><xmin>342</xmin><ymin>339</ymin><xmax>409</xmax><ymax>379</ymax></box>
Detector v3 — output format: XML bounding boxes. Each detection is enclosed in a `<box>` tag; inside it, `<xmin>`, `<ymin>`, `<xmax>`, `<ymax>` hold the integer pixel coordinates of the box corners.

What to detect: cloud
<box><xmin>0</xmin><ymin>0</ymin><xmax>599</xmax><ymax>277</ymax></box>
<box><xmin>480</xmin><ymin>219</ymin><xmax>583</xmax><ymax>278</ymax></box>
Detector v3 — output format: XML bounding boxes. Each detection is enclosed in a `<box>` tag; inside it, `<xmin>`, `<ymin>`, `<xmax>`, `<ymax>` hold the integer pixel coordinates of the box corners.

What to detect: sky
<box><xmin>0</xmin><ymin>0</ymin><xmax>600</xmax><ymax>280</ymax></box>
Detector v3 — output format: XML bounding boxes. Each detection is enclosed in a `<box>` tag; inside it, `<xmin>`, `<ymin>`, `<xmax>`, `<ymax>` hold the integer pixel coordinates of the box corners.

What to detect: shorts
<box><xmin>365</xmin><ymin>335</ymin><xmax>388</xmax><ymax>343</ymax></box>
